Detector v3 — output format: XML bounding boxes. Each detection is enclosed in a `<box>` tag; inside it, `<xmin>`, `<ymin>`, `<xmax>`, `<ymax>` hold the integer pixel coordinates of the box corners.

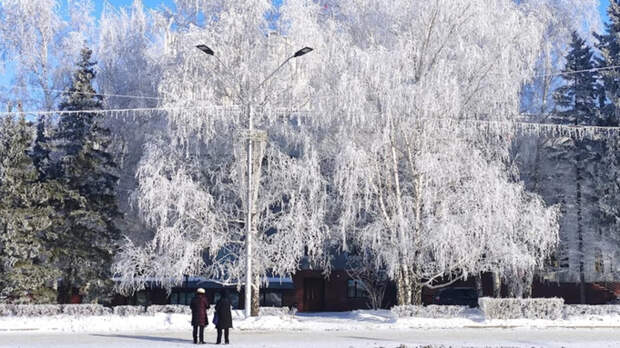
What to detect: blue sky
<box><xmin>99</xmin><ymin>0</ymin><xmax>609</xmax><ymax>24</ymax></box>
<box><xmin>94</xmin><ymin>0</ymin><xmax>283</xmax><ymax>14</ymax></box>
<box><xmin>94</xmin><ymin>0</ymin><xmax>174</xmax><ymax>13</ymax></box>
<box><xmin>0</xmin><ymin>0</ymin><xmax>614</xmax><ymax>108</ymax></box>
<box><xmin>601</xmin><ymin>0</ymin><xmax>611</xmax><ymax>24</ymax></box>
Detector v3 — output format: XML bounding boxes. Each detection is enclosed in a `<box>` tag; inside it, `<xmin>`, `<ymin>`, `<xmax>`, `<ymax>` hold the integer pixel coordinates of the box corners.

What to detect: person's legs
<box><xmin>199</xmin><ymin>325</ymin><xmax>205</xmax><ymax>343</ymax></box>
<box><xmin>192</xmin><ymin>325</ymin><xmax>198</xmax><ymax>344</ymax></box>
<box><xmin>216</xmin><ymin>328</ymin><xmax>222</xmax><ymax>344</ymax></box>
<box><xmin>224</xmin><ymin>328</ymin><xmax>229</xmax><ymax>344</ymax></box>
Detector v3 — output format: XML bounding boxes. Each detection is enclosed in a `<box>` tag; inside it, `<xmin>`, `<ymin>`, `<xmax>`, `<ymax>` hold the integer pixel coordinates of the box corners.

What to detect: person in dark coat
<box><xmin>190</xmin><ymin>288</ymin><xmax>209</xmax><ymax>344</ymax></box>
<box><xmin>215</xmin><ymin>290</ymin><xmax>233</xmax><ymax>344</ymax></box>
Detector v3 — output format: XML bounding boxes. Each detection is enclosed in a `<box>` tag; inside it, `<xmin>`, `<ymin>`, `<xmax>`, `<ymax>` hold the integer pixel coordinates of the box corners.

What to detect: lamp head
<box><xmin>293</xmin><ymin>47</ymin><xmax>313</xmax><ymax>58</ymax></box>
<box><xmin>196</xmin><ymin>44</ymin><xmax>214</xmax><ymax>56</ymax></box>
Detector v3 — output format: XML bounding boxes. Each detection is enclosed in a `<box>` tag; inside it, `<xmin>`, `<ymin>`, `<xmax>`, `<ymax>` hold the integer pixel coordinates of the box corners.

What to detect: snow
<box><xmin>0</xmin><ymin>308</ymin><xmax>618</xmax><ymax>347</ymax></box>
<box><xmin>0</xmin><ymin>326</ymin><xmax>619</xmax><ymax>348</ymax></box>
<box><xmin>0</xmin><ymin>309</ymin><xmax>618</xmax><ymax>335</ymax></box>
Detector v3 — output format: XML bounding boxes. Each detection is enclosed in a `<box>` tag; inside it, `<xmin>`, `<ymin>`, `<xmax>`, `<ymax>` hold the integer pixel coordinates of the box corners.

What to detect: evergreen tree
<box><xmin>31</xmin><ymin>116</ymin><xmax>52</xmax><ymax>180</ymax></box>
<box><xmin>52</xmin><ymin>47</ymin><xmax>122</xmax><ymax>304</ymax></box>
<box><xmin>0</xmin><ymin>115</ymin><xmax>60</xmax><ymax>303</ymax></box>
<box><xmin>547</xmin><ymin>32</ymin><xmax>605</xmax><ymax>303</ymax></box>
<box><xmin>595</xmin><ymin>0</ymin><xmax>620</xmax><ymax>127</ymax></box>
<box><xmin>554</xmin><ymin>32</ymin><xmax>600</xmax><ymax>126</ymax></box>
<box><xmin>596</xmin><ymin>137</ymin><xmax>620</xmax><ymax>280</ymax></box>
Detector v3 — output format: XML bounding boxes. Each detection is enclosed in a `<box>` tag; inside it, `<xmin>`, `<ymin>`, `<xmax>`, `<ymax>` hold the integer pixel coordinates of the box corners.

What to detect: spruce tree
<box><xmin>593</xmin><ymin>0</ymin><xmax>620</xmax><ymax>282</ymax></box>
<box><xmin>52</xmin><ymin>47</ymin><xmax>122</xmax><ymax>304</ymax></box>
<box><xmin>554</xmin><ymin>32</ymin><xmax>600</xmax><ymax>125</ymax></box>
<box><xmin>0</xmin><ymin>115</ymin><xmax>60</xmax><ymax>303</ymax></box>
<box><xmin>595</xmin><ymin>0</ymin><xmax>620</xmax><ymax>127</ymax></box>
<box><xmin>31</xmin><ymin>116</ymin><xmax>52</xmax><ymax>180</ymax></box>
<box><xmin>550</xmin><ymin>32</ymin><xmax>604</xmax><ymax>303</ymax></box>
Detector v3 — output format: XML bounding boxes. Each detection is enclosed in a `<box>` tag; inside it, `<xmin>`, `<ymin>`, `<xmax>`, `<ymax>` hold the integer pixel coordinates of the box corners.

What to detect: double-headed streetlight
<box><xmin>196</xmin><ymin>44</ymin><xmax>313</xmax><ymax>317</ymax></box>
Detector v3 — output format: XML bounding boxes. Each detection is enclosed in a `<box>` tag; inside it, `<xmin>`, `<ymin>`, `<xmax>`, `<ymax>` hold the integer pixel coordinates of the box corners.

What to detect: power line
<box><xmin>2</xmin><ymin>106</ymin><xmax>619</xmax><ymax>138</ymax></box>
<box><xmin>7</xmin><ymin>63</ymin><xmax>620</xmax><ymax>103</ymax></box>
<box><xmin>0</xmin><ymin>105</ymin><xmax>312</xmax><ymax>117</ymax></box>
<box><xmin>538</xmin><ymin>65</ymin><xmax>620</xmax><ymax>78</ymax></box>
<box><xmin>0</xmin><ymin>106</ymin><xmax>233</xmax><ymax>117</ymax></box>
<box><xmin>20</xmin><ymin>86</ymin><xmax>164</xmax><ymax>101</ymax></box>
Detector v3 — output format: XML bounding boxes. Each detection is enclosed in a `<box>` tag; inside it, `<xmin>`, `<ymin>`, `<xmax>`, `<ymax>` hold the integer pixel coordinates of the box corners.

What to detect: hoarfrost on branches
<box><xmin>318</xmin><ymin>0</ymin><xmax>560</xmax><ymax>304</ymax></box>
<box><xmin>114</xmin><ymin>1</ymin><xmax>333</xmax><ymax>296</ymax></box>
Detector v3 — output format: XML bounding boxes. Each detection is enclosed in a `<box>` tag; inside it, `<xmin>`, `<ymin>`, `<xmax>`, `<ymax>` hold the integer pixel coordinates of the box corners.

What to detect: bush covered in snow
<box><xmin>146</xmin><ymin>305</ymin><xmax>191</xmax><ymax>315</ymax></box>
<box><xmin>391</xmin><ymin>305</ymin><xmax>470</xmax><ymax>318</ymax></box>
<box><xmin>258</xmin><ymin>307</ymin><xmax>293</xmax><ymax>316</ymax></box>
<box><xmin>564</xmin><ymin>305</ymin><xmax>620</xmax><ymax>318</ymax></box>
<box><xmin>478</xmin><ymin>297</ymin><xmax>564</xmax><ymax>320</ymax></box>
<box><xmin>0</xmin><ymin>304</ymin><xmax>15</xmax><ymax>316</ymax></box>
<box><xmin>113</xmin><ymin>305</ymin><xmax>147</xmax><ymax>316</ymax></box>
<box><xmin>61</xmin><ymin>304</ymin><xmax>112</xmax><ymax>316</ymax></box>
<box><xmin>4</xmin><ymin>304</ymin><xmax>63</xmax><ymax>316</ymax></box>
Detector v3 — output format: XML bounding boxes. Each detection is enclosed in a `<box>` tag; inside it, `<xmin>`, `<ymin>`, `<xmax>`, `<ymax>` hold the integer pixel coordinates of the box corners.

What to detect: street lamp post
<box><xmin>196</xmin><ymin>44</ymin><xmax>313</xmax><ymax>317</ymax></box>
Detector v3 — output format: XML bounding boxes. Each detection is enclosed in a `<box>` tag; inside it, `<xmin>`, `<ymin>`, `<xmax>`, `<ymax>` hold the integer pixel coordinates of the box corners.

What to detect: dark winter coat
<box><xmin>191</xmin><ymin>294</ymin><xmax>209</xmax><ymax>326</ymax></box>
<box><xmin>215</xmin><ymin>297</ymin><xmax>233</xmax><ymax>329</ymax></box>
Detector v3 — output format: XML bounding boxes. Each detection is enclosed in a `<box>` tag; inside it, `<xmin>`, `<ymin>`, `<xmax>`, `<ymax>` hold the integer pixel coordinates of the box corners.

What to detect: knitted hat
<box><xmin>197</xmin><ymin>288</ymin><xmax>205</xmax><ymax>294</ymax></box>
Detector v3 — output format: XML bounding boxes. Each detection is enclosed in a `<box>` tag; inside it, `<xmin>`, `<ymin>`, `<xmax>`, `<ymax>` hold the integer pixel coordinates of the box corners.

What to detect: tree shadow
<box><xmin>90</xmin><ymin>334</ymin><xmax>190</xmax><ymax>344</ymax></box>
<box><xmin>341</xmin><ymin>335</ymin><xmax>400</xmax><ymax>342</ymax></box>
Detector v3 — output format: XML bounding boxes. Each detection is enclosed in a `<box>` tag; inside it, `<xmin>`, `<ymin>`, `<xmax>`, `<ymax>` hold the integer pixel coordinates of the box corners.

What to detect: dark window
<box><xmin>213</xmin><ymin>291</ymin><xmax>240</xmax><ymax>309</ymax></box>
<box><xmin>595</xmin><ymin>250</ymin><xmax>604</xmax><ymax>273</ymax></box>
<box><xmin>135</xmin><ymin>291</ymin><xmax>148</xmax><ymax>306</ymax></box>
<box><xmin>170</xmin><ymin>291</ymin><xmax>193</xmax><ymax>305</ymax></box>
<box><xmin>260</xmin><ymin>291</ymin><xmax>283</xmax><ymax>307</ymax></box>
<box><xmin>455</xmin><ymin>289</ymin><xmax>476</xmax><ymax>298</ymax></box>
<box><xmin>347</xmin><ymin>279</ymin><xmax>368</xmax><ymax>298</ymax></box>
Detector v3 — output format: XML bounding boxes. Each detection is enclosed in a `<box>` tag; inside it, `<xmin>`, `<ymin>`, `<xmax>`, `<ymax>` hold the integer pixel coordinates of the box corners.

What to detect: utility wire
<box><xmin>0</xmin><ymin>106</ymin><xmax>235</xmax><ymax>117</ymax></box>
<box><xmin>6</xmin><ymin>64</ymin><xmax>620</xmax><ymax>104</ymax></box>
<box><xmin>2</xmin><ymin>106</ymin><xmax>620</xmax><ymax>133</ymax></box>
<box><xmin>19</xmin><ymin>86</ymin><xmax>164</xmax><ymax>101</ymax></box>
<box><xmin>538</xmin><ymin>65</ymin><xmax>620</xmax><ymax>78</ymax></box>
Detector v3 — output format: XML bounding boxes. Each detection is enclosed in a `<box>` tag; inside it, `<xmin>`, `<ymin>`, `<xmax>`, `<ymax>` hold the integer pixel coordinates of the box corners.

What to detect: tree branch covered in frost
<box><xmin>518</xmin><ymin>0</ymin><xmax>602</xmax><ymax>115</ymax></box>
<box><xmin>115</xmin><ymin>114</ymin><xmax>332</xmax><ymax>293</ymax></box>
<box><xmin>0</xmin><ymin>0</ymin><xmax>94</xmax><ymax>110</ymax></box>
<box><xmin>315</xmin><ymin>0</ymin><xmax>561</xmax><ymax>304</ymax></box>
<box><xmin>112</xmin><ymin>0</ymin><xmax>574</xmax><ymax>302</ymax></box>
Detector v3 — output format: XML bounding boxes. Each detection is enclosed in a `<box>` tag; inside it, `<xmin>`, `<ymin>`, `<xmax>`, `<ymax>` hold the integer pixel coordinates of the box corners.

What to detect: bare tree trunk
<box><xmin>411</xmin><ymin>280</ymin><xmax>423</xmax><ymax>305</ymax></box>
<box><xmin>396</xmin><ymin>264</ymin><xmax>412</xmax><ymax>305</ymax></box>
<box><xmin>395</xmin><ymin>264</ymin><xmax>424</xmax><ymax>306</ymax></box>
<box><xmin>576</xmin><ymin>144</ymin><xmax>586</xmax><ymax>305</ymax></box>
<box><xmin>475</xmin><ymin>273</ymin><xmax>483</xmax><ymax>297</ymax></box>
<box><xmin>491</xmin><ymin>271</ymin><xmax>501</xmax><ymax>298</ymax></box>
<box><xmin>523</xmin><ymin>270</ymin><xmax>533</xmax><ymax>298</ymax></box>
<box><xmin>251</xmin><ymin>274</ymin><xmax>260</xmax><ymax>316</ymax></box>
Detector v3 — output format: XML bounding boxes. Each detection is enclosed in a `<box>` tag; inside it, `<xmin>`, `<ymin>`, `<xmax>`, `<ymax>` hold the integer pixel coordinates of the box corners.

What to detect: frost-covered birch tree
<box><xmin>316</xmin><ymin>0</ymin><xmax>560</xmax><ymax>305</ymax></box>
<box><xmin>113</xmin><ymin>0</ymin><xmax>332</xmax><ymax>315</ymax></box>
<box><xmin>519</xmin><ymin>0</ymin><xmax>601</xmax><ymax>115</ymax></box>
<box><xmin>96</xmin><ymin>0</ymin><xmax>167</xmax><ymax>244</ymax></box>
<box><xmin>0</xmin><ymin>0</ymin><xmax>95</xmax><ymax>111</ymax></box>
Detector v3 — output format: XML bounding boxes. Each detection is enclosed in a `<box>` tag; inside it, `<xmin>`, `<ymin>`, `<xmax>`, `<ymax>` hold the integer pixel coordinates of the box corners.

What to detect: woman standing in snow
<box><xmin>191</xmin><ymin>288</ymin><xmax>209</xmax><ymax>344</ymax></box>
<box><xmin>215</xmin><ymin>290</ymin><xmax>233</xmax><ymax>344</ymax></box>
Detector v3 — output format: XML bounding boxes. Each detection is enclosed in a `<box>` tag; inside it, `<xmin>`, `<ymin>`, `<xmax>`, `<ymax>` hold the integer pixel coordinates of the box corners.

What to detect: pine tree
<box><xmin>595</xmin><ymin>0</ymin><xmax>620</xmax><ymax>127</ymax></box>
<box><xmin>31</xmin><ymin>116</ymin><xmax>52</xmax><ymax>180</ymax></box>
<box><xmin>547</xmin><ymin>32</ymin><xmax>604</xmax><ymax>303</ymax></box>
<box><xmin>52</xmin><ymin>47</ymin><xmax>122</xmax><ymax>304</ymax></box>
<box><xmin>0</xmin><ymin>115</ymin><xmax>60</xmax><ymax>304</ymax></box>
<box><xmin>554</xmin><ymin>32</ymin><xmax>600</xmax><ymax>126</ymax></box>
<box><xmin>596</xmin><ymin>137</ymin><xmax>620</xmax><ymax>280</ymax></box>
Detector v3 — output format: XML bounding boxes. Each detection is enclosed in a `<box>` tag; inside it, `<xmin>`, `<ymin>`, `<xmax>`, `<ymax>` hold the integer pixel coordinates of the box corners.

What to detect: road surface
<box><xmin>1</xmin><ymin>327</ymin><xmax>618</xmax><ymax>347</ymax></box>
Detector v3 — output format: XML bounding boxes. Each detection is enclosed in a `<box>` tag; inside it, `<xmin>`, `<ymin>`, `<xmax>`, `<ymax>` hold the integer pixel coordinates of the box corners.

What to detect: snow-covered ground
<box><xmin>1</xmin><ymin>328</ymin><xmax>619</xmax><ymax>348</ymax></box>
<box><xmin>0</xmin><ymin>310</ymin><xmax>619</xmax><ymax>347</ymax></box>
<box><xmin>1</xmin><ymin>309</ymin><xmax>618</xmax><ymax>334</ymax></box>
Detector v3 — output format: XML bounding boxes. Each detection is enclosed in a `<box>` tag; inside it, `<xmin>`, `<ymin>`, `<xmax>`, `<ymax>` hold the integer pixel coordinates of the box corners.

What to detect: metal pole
<box><xmin>196</xmin><ymin>45</ymin><xmax>312</xmax><ymax>318</ymax></box>
<box><xmin>244</xmin><ymin>103</ymin><xmax>253</xmax><ymax>317</ymax></box>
